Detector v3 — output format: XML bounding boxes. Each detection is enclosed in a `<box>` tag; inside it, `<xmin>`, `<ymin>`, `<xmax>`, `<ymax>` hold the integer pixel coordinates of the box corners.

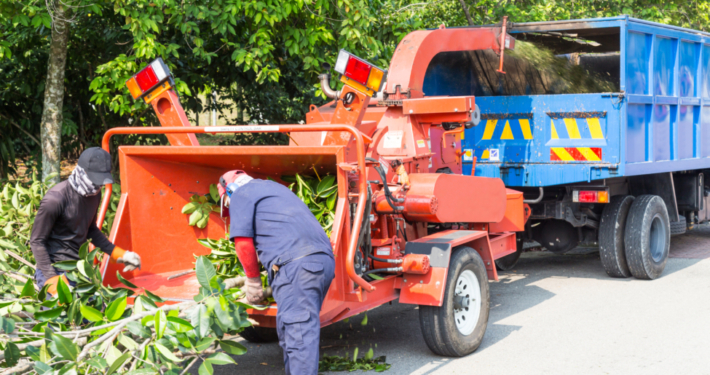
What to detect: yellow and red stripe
<box><xmin>550</xmin><ymin>147</ymin><xmax>602</xmax><ymax>161</ymax></box>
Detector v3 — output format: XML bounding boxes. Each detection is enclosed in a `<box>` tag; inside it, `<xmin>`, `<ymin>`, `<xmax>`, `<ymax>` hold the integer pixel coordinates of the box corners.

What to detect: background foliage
<box><xmin>2</xmin><ymin>0</ymin><xmax>710</xmax><ymax>179</ymax></box>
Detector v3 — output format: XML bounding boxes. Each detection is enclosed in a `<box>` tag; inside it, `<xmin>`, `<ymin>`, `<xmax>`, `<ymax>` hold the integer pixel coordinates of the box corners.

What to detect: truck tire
<box><xmin>670</xmin><ymin>215</ymin><xmax>687</xmax><ymax>236</ymax></box>
<box><xmin>419</xmin><ymin>246</ymin><xmax>490</xmax><ymax>357</ymax></box>
<box><xmin>599</xmin><ymin>195</ymin><xmax>634</xmax><ymax>278</ymax></box>
<box><xmin>624</xmin><ymin>195</ymin><xmax>670</xmax><ymax>280</ymax></box>
<box><xmin>495</xmin><ymin>234</ymin><xmax>523</xmax><ymax>271</ymax></box>
<box><xmin>238</xmin><ymin>326</ymin><xmax>279</xmax><ymax>343</ymax></box>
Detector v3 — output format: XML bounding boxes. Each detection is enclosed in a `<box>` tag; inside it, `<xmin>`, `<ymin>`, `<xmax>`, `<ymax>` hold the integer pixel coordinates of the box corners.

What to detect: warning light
<box><xmin>333</xmin><ymin>50</ymin><xmax>387</xmax><ymax>96</ymax></box>
<box><xmin>572</xmin><ymin>189</ymin><xmax>610</xmax><ymax>203</ymax></box>
<box><xmin>125</xmin><ymin>58</ymin><xmax>171</xmax><ymax>101</ymax></box>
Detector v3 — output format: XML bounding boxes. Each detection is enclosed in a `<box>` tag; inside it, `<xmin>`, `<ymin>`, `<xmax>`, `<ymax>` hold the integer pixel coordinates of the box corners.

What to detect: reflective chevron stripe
<box><xmin>550</xmin><ymin>147</ymin><xmax>602</xmax><ymax>161</ymax></box>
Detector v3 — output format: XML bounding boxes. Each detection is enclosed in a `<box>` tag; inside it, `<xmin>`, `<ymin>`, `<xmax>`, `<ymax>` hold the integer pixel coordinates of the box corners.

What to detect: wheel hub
<box><xmin>453</xmin><ymin>269</ymin><xmax>482</xmax><ymax>336</ymax></box>
<box><xmin>453</xmin><ymin>294</ymin><xmax>470</xmax><ymax>310</ymax></box>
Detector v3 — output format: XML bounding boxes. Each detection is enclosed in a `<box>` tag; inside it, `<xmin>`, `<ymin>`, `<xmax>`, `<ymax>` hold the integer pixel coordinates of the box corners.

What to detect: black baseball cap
<box><xmin>78</xmin><ymin>147</ymin><xmax>114</xmax><ymax>186</ymax></box>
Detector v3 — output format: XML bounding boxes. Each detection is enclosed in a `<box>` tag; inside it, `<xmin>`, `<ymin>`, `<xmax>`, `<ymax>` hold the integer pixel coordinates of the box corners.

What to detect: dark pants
<box><xmin>34</xmin><ymin>267</ymin><xmax>75</xmax><ymax>290</ymax></box>
<box><xmin>272</xmin><ymin>252</ymin><xmax>335</xmax><ymax>375</ymax></box>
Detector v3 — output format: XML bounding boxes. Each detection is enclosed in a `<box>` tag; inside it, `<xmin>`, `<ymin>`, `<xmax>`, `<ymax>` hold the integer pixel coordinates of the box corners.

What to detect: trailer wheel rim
<box><xmin>649</xmin><ymin>214</ymin><xmax>666</xmax><ymax>262</ymax></box>
<box><xmin>453</xmin><ymin>269</ymin><xmax>481</xmax><ymax>335</ymax></box>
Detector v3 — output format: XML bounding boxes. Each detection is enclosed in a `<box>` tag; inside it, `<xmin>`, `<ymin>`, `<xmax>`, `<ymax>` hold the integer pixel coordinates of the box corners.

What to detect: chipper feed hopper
<box><xmin>97</xmin><ymin>20</ymin><xmax>528</xmax><ymax>356</ymax></box>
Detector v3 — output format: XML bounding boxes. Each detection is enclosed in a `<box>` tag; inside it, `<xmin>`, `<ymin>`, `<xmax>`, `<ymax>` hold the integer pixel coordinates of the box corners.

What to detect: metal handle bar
<box><xmin>99</xmin><ymin>125</ymin><xmax>376</xmax><ymax>292</ymax></box>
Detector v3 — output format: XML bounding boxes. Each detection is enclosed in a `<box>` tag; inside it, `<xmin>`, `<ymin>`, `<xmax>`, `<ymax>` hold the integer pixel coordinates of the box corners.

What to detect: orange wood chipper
<box><xmin>97</xmin><ymin>19</ymin><xmax>529</xmax><ymax>356</ymax></box>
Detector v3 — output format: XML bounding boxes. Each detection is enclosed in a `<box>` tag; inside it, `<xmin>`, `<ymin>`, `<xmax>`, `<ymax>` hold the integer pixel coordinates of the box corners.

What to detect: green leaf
<box><xmin>127</xmin><ymin>321</ymin><xmax>152</xmax><ymax>338</ymax></box>
<box><xmin>155</xmin><ymin>309</ymin><xmax>167</xmax><ymax>339</ymax></box>
<box><xmin>52</xmin><ymin>261</ymin><xmax>77</xmax><ymax>271</ymax></box>
<box><xmin>195</xmin><ymin>256</ymin><xmax>217</xmax><ymax>289</ymax></box>
<box><xmin>56</xmin><ymin>276</ymin><xmax>72</xmax><ymax>305</ymax></box>
<box><xmin>361</xmin><ymin>313</ymin><xmax>368</xmax><ymax>326</ymax></box>
<box><xmin>209</xmin><ymin>184</ymin><xmax>220</xmax><ymax>202</ymax></box>
<box><xmin>188</xmin><ymin>210</ymin><xmax>203</xmax><ymax>226</ymax></box>
<box><xmin>35</xmin><ymin>307</ymin><xmax>63</xmax><ymax>321</ymax></box>
<box><xmin>3</xmin><ymin>342</ymin><xmax>20</xmax><ymax>366</ymax></box>
<box><xmin>86</xmin><ymin>357</ymin><xmax>108</xmax><ymax>370</ymax></box>
<box><xmin>78</xmin><ymin>241</ymin><xmax>89</xmax><ymax>259</ymax></box>
<box><xmin>353</xmin><ymin>347</ymin><xmax>359</xmax><ymax>360</ymax></box>
<box><xmin>219</xmin><ymin>340</ymin><xmax>247</xmax><ymax>355</ymax></box>
<box><xmin>34</xmin><ymin>361</ymin><xmax>52</xmax><ymax>374</ymax></box>
<box><xmin>20</xmin><ymin>277</ymin><xmax>36</xmax><ymax>298</ymax></box>
<box><xmin>167</xmin><ymin>316</ymin><xmax>194</xmax><ymax>333</ymax></box>
<box><xmin>51</xmin><ymin>334</ymin><xmax>79</xmax><ymax>361</ymax></box>
<box><xmin>198</xmin><ymin>361</ymin><xmax>214</xmax><ymax>375</ymax></box>
<box><xmin>317</xmin><ymin>175</ymin><xmax>336</xmax><ymax>194</ymax></box>
<box><xmin>326</xmin><ymin>191</ymin><xmax>337</xmax><ymax>210</ymax></box>
<box><xmin>116</xmin><ymin>272</ymin><xmax>138</xmax><ymax>288</ymax></box>
<box><xmin>105</xmin><ymin>296</ymin><xmax>127</xmax><ymax>321</ymax></box>
<box><xmin>80</xmin><ymin>304</ymin><xmax>104</xmax><ymax>322</ymax></box>
<box><xmin>182</xmin><ymin>202</ymin><xmax>200</xmax><ymax>214</ymax></box>
<box><xmin>106</xmin><ymin>352</ymin><xmax>131</xmax><ymax>375</ymax></box>
<box><xmin>144</xmin><ymin>289</ymin><xmax>165</xmax><ymax>303</ymax></box>
<box><xmin>0</xmin><ymin>315</ymin><xmax>15</xmax><ymax>334</ymax></box>
<box><xmin>155</xmin><ymin>343</ymin><xmax>183</xmax><ymax>362</ymax></box>
<box><xmin>197</xmin><ymin>212</ymin><xmax>210</xmax><ymax>229</ymax></box>
<box><xmin>365</xmin><ymin>347</ymin><xmax>374</xmax><ymax>360</ymax></box>
<box><xmin>194</xmin><ymin>337</ymin><xmax>216</xmax><ymax>352</ymax></box>
<box><xmin>206</xmin><ymin>352</ymin><xmax>235</xmax><ymax>365</ymax></box>
<box><xmin>26</xmin><ymin>345</ymin><xmax>41</xmax><ymax>361</ymax></box>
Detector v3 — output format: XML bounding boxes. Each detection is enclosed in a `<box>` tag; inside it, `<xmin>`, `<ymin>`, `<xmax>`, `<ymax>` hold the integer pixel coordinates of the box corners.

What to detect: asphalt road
<box><xmin>205</xmin><ymin>225</ymin><xmax>710</xmax><ymax>375</ymax></box>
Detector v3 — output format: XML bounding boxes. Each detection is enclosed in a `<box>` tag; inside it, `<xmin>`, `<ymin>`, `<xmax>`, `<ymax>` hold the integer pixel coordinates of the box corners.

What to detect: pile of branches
<box><xmin>0</xmin><ymin>241</ymin><xmax>255</xmax><ymax>375</ymax></box>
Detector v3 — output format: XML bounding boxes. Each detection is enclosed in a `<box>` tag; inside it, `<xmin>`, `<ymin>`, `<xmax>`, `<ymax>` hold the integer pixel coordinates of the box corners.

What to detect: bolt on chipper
<box><xmin>98</xmin><ymin>20</ymin><xmax>527</xmax><ymax>356</ymax></box>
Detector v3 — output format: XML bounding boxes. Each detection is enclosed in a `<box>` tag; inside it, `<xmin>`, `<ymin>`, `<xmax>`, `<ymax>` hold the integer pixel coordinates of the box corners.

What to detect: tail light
<box><xmin>334</xmin><ymin>50</ymin><xmax>387</xmax><ymax>97</ymax></box>
<box><xmin>125</xmin><ymin>58</ymin><xmax>172</xmax><ymax>101</ymax></box>
<box><xmin>572</xmin><ymin>189</ymin><xmax>609</xmax><ymax>203</ymax></box>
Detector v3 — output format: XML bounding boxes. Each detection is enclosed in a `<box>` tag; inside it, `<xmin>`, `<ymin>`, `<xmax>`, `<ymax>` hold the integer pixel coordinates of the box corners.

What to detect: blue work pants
<box><xmin>271</xmin><ymin>252</ymin><xmax>335</xmax><ymax>375</ymax></box>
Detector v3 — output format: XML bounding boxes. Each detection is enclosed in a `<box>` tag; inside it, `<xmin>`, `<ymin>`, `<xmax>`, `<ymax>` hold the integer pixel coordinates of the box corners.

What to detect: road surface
<box><xmin>205</xmin><ymin>225</ymin><xmax>710</xmax><ymax>374</ymax></box>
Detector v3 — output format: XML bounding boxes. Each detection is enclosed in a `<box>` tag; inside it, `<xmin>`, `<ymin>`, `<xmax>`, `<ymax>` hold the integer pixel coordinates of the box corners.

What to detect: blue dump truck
<box><xmin>423</xmin><ymin>16</ymin><xmax>710</xmax><ymax>279</ymax></box>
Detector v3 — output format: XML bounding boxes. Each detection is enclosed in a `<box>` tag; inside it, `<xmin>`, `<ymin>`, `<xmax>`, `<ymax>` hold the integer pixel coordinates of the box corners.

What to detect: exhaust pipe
<box><xmin>319</xmin><ymin>73</ymin><xmax>340</xmax><ymax>99</ymax></box>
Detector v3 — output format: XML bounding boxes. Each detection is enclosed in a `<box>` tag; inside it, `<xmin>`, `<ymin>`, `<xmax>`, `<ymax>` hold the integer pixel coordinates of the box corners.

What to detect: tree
<box><xmin>3</xmin><ymin>0</ymin><xmax>710</xmax><ymax>181</ymax></box>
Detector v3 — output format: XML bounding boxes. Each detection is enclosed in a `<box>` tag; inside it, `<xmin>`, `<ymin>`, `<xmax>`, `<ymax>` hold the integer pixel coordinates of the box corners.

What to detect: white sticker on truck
<box><xmin>205</xmin><ymin>125</ymin><xmax>280</xmax><ymax>133</ymax></box>
<box><xmin>489</xmin><ymin>148</ymin><xmax>500</xmax><ymax>161</ymax></box>
<box><xmin>383</xmin><ymin>130</ymin><xmax>404</xmax><ymax>148</ymax></box>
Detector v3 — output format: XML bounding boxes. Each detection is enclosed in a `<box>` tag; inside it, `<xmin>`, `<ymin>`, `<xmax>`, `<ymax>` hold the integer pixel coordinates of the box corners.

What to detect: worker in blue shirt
<box><xmin>217</xmin><ymin>170</ymin><xmax>335</xmax><ymax>375</ymax></box>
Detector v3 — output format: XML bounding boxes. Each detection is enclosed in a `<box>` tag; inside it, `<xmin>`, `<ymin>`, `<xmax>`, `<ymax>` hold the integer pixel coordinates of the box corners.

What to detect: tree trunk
<box><xmin>40</xmin><ymin>3</ymin><xmax>70</xmax><ymax>184</ymax></box>
<box><xmin>458</xmin><ymin>0</ymin><xmax>474</xmax><ymax>26</ymax></box>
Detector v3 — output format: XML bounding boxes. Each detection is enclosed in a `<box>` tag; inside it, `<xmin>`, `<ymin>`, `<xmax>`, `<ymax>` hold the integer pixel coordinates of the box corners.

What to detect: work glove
<box><xmin>45</xmin><ymin>274</ymin><xmax>69</xmax><ymax>296</ymax></box>
<box><xmin>111</xmin><ymin>246</ymin><xmax>142</xmax><ymax>272</ymax></box>
<box><xmin>244</xmin><ymin>277</ymin><xmax>265</xmax><ymax>304</ymax></box>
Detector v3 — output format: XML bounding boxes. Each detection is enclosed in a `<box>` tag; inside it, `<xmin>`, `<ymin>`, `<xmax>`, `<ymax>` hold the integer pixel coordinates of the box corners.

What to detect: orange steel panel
<box><xmin>398</xmin><ymin>267</ymin><xmax>447</xmax><ymax>306</ymax></box>
<box><xmin>489</xmin><ymin>189</ymin><xmax>526</xmax><ymax>233</ymax></box>
<box><xmin>100</xmin><ymin>145</ymin><xmax>345</xmax><ymax>300</ymax></box>
<box><xmin>402</xmin><ymin>96</ymin><xmax>474</xmax><ymax>115</ymax></box>
<box><xmin>386</xmin><ymin>27</ymin><xmax>509</xmax><ymax>97</ymax></box>
<box><xmin>148</xmin><ymin>89</ymin><xmax>199</xmax><ymax>146</ymax></box>
<box><xmin>405</xmin><ymin>174</ymin><xmax>507</xmax><ymax>223</ymax></box>
<box><xmin>488</xmin><ymin>233</ymin><xmax>517</xmax><ymax>261</ymax></box>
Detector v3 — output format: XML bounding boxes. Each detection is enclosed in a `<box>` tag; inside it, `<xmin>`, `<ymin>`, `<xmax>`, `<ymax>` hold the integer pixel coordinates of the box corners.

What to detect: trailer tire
<box><xmin>599</xmin><ymin>195</ymin><xmax>634</xmax><ymax>278</ymax></box>
<box><xmin>495</xmin><ymin>234</ymin><xmax>523</xmax><ymax>271</ymax></box>
<box><xmin>624</xmin><ymin>195</ymin><xmax>670</xmax><ymax>280</ymax></box>
<box><xmin>238</xmin><ymin>326</ymin><xmax>279</xmax><ymax>343</ymax></box>
<box><xmin>419</xmin><ymin>246</ymin><xmax>490</xmax><ymax>357</ymax></box>
<box><xmin>670</xmin><ymin>216</ymin><xmax>687</xmax><ymax>236</ymax></box>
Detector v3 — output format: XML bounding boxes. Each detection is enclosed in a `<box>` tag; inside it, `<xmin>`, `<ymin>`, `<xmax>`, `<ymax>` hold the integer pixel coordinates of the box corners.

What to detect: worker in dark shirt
<box><xmin>218</xmin><ymin>170</ymin><xmax>335</xmax><ymax>375</ymax></box>
<box><xmin>30</xmin><ymin>148</ymin><xmax>141</xmax><ymax>295</ymax></box>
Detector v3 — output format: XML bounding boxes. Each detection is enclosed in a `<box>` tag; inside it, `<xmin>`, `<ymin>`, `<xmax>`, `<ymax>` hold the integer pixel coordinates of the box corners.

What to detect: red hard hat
<box><xmin>217</xmin><ymin>170</ymin><xmax>248</xmax><ymax>198</ymax></box>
